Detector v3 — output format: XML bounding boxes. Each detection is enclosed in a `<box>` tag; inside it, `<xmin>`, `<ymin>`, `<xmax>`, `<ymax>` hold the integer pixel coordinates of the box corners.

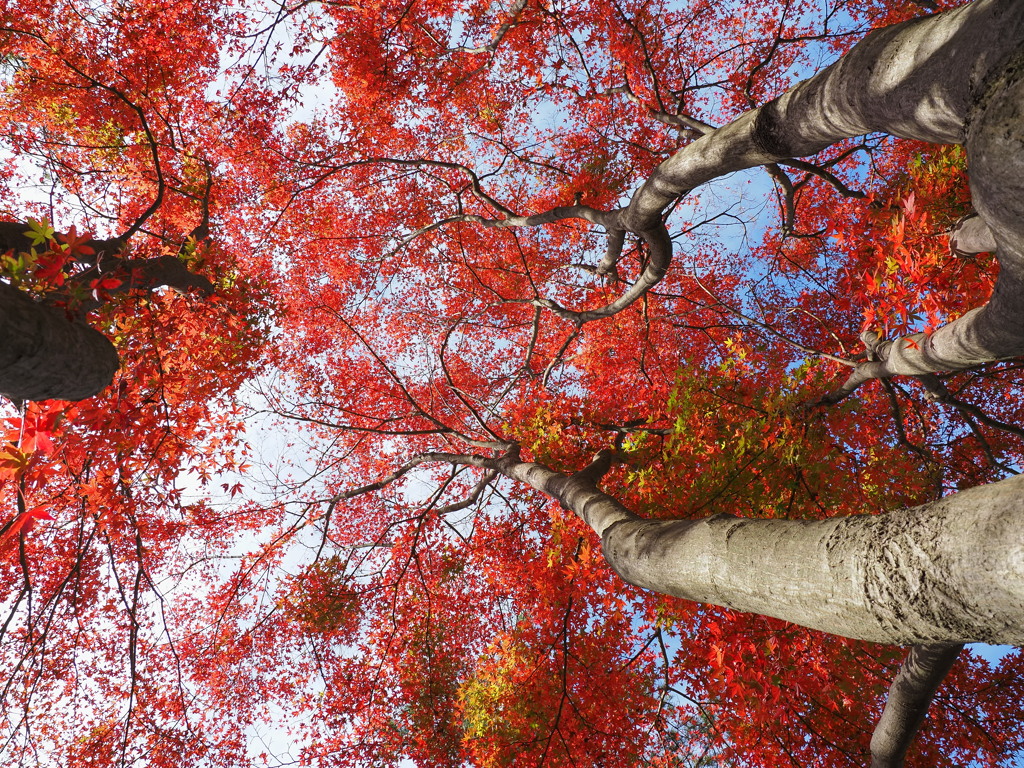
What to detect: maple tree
<box><xmin>1</xmin><ymin>0</ymin><xmax>1024</xmax><ymax>766</ymax></box>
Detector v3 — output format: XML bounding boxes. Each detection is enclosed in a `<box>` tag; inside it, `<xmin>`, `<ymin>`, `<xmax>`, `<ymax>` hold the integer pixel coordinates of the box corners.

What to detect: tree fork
<box><xmin>595</xmin><ymin>0</ymin><xmax>1024</xmax><ymax>390</ymax></box>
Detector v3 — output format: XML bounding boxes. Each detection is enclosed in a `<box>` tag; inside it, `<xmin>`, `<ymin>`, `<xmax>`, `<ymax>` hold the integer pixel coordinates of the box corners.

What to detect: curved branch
<box><xmin>532</xmin><ymin>222</ymin><xmax>671</xmax><ymax>326</ymax></box>
<box><xmin>596</xmin><ymin>83</ymin><xmax>714</xmax><ymax>135</ymax></box>
<box><xmin>618</xmin><ymin>0</ymin><xmax>1022</xmax><ymax>230</ymax></box>
<box><xmin>764</xmin><ymin>163</ymin><xmax>797</xmax><ymax>234</ymax></box>
<box><xmin>779</xmin><ymin>158</ymin><xmax>867</xmax><ymax>199</ymax></box>
<box><xmin>513</xmin><ymin>0</ymin><xmax>1024</xmax><ymax>328</ymax></box>
<box><xmin>439</xmin><ymin>322</ymin><xmax>508</xmax><ymax>443</ymax></box>
<box><xmin>328</xmin><ymin>451</ymin><xmax>489</xmax><ymax>503</ymax></box>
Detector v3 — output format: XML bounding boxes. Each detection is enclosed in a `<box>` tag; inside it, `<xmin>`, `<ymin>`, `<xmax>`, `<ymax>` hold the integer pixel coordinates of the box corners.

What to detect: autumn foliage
<box><xmin>1</xmin><ymin>0</ymin><xmax>1023</xmax><ymax>766</ymax></box>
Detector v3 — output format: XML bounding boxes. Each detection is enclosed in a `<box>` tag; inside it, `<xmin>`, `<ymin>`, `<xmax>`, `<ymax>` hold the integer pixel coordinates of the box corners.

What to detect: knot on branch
<box><xmin>861</xmin><ymin>329</ymin><xmax>884</xmax><ymax>361</ymax></box>
<box><xmin>752</xmin><ymin>97</ymin><xmax>795</xmax><ymax>159</ymax></box>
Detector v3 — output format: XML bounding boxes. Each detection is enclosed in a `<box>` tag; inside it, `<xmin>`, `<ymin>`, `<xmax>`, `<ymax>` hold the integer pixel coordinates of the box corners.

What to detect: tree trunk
<box><xmin>869</xmin><ymin>644</ymin><xmax>964</xmax><ymax>768</ymax></box>
<box><xmin>601</xmin><ymin>483</ymin><xmax>1024</xmax><ymax>645</ymax></box>
<box><xmin>0</xmin><ymin>281</ymin><xmax>119</xmax><ymax>401</ymax></box>
<box><xmin>492</xmin><ymin>452</ymin><xmax>1024</xmax><ymax>646</ymax></box>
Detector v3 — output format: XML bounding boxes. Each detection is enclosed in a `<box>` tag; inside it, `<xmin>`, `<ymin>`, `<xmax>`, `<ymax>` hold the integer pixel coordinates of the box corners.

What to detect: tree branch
<box><xmin>448</xmin><ymin>0</ymin><xmax>530</xmax><ymax>54</ymax></box>
<box><xmin>870</xmin><ymin>644</ymin><xmax>963</xmax><ymax>768</ymax></box>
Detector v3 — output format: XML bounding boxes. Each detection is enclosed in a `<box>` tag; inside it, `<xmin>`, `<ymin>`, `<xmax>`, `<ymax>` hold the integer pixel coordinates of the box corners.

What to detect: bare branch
<box><xmin>779</xmin><ymin>157</ymin><xmax>867</xmax><ymax>199</ymax></box>
<box><xmin>597</xmin><ymin>83</ymin><xmax>714</xmax><ymax>135</ymax></box>
<box><xmin>439</xmin><ymin>322</ymin><xmax>509</xmax><ymax>444</ymax></box>
<box><xmin>329</xmin><ymin>451</ymin><xmax>491</xmax><ymax>504</ymax></box>
<box><xmin>542</xmin><ymin>327</ymin><xmax>581</xmax><ymax>388</ymax></box>
<box><xmin>764</xmin><ymin>163</ymin><xmax>797</xmax><ymax>234</ymax></box>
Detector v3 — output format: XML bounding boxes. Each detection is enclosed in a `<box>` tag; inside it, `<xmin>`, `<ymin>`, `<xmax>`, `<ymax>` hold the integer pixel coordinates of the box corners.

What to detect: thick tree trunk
<box><xmin>0</xmin><ymin>280</ymin><xmax>119</xmax><ymax>401</ymax></box>
<box><xmin>492</xmin><ymin>451</ymin><xmax>1024</xmax><ymax>646</ymax></box>
<box><xmin>0</xmin><ymin>219</ymin><xmax>214</xmax><ymax>401</ymax></box>
<box><xmin>602</xmin><ymin>481</ymin><xmax>1024</xmax><ymax>645</ymax></box>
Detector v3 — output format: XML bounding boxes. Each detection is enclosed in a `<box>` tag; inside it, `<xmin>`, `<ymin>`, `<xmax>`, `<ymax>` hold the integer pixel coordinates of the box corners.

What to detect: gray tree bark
<box><xmin>0</xmin><ymin>220</ymin><xmax>214</xmax><ymax>401</ymax></box>
<box><xmin>477</xmin><ymin>441</ymin><xmax>1011</xmax><ymax>763</ymax></box>
<box><xmin>0</xmin><ymin>280</ymin><xmax>119</xmax><ymax>401</ymax></box>
<box><xmin>870</xmin><ymin>644</ymin><xmax>964</xmax><ymax>768</ymax></box>
<box><xmin>597</xmin><ymin>0</ymin><xmax>1024</xmax><ymax>395</ymax></box>
<box><xmin>489</xmin><ymin>449</ymin><xmax>1024</xmax><ymax>646</ymax></box>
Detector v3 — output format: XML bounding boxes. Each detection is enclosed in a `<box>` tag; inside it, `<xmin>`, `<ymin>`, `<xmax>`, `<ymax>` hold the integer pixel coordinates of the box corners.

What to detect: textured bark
<box><xmin>600</xmin><ymin>482</ymin><xmax>1024</xmax><ymax>645</ymax></box>
<box><xmin>491</xmin><ymin>452</ymin><xmax>1024</xmax><ymax>646</ymax></box>
<box><xmin>460</xmin><ymin>6</ymin><xmax>1024</xmax><ymax>758</ymax></box>
<box><xmin>0</xmin><ymin>220</ymin><xmax>214</xmax><ymax>400</ymax></box>
<box><xmin>0</xmin><ymin>280</ymin><xmax>119</xmax><ymax>401</ymax></box>
<box><xmin>870</xmin><ymin>644</ymin><xmax>964</xmax><ymax>768</ymax></box>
